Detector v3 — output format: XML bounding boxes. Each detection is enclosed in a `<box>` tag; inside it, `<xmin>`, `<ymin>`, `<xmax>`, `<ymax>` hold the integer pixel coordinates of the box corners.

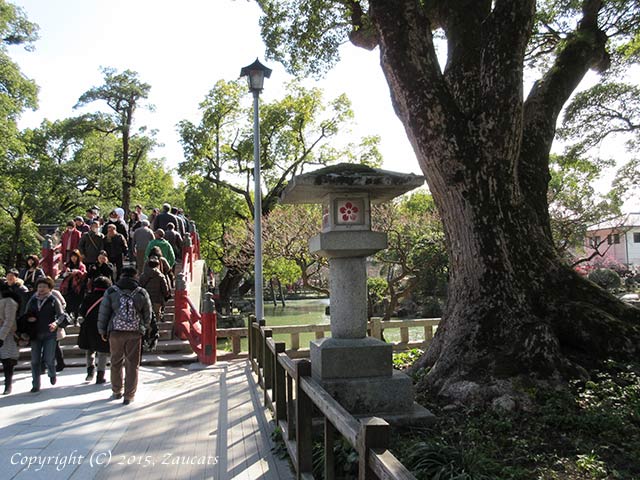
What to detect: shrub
<box><xmin>588</xmin><ymin>268</ymin><xmax>621</xmax><ymax>291</ymax></box>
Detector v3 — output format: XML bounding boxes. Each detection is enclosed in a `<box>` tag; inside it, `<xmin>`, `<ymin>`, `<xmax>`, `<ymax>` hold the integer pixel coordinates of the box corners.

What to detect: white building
<box><xmin>585</xmin><ymin>213</ymin><xmax>640</xmax><ymax>270</ymax></box>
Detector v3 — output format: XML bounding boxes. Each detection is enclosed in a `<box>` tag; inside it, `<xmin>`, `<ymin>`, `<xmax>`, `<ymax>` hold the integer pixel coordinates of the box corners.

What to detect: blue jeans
<box><xmin>31</xmin><ymin>335</ymin><xmax>56</xmax><ymax>388</ymax></box>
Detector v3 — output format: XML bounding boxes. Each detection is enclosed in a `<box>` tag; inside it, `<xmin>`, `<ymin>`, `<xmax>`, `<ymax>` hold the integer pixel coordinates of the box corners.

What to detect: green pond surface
<box><xmin>219</xmin><ymin>298</ymin><xmax>428</xmax><ymax>352</ymax></box>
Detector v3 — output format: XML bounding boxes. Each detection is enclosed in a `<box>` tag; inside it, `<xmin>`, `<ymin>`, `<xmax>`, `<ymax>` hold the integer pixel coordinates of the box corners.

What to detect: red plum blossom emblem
<box><xmin>339</xmin><ymin>202</ymin><xmax>359</xmax><ymax>222</ymax></box>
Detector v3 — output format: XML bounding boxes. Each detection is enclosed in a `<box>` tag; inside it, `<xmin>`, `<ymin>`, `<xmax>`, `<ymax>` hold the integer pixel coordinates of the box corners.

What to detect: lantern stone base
<box><xmin>320</xmin><ymin>371</ymin><xmax>415</xmax><ymax>415</ymax></box>
<box><xmin>310</xmin><ymin>337</ymin><xmax>392</xmax><ymax>379</ymax></box>
<box><xmin>310</xmin><ymin>337</ymin><xmax>414</xmax><ymax>415</ymax></box>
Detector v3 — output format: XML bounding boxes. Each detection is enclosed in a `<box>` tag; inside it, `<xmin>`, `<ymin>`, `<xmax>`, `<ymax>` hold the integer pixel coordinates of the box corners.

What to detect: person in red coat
<box><xmin>60</xmin><ymin>221</ymin><xmax>82</xmax><ymax>264</ymax></box>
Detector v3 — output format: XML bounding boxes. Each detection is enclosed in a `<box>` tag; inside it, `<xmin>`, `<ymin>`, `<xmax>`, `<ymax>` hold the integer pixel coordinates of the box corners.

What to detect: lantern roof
<box><xmin>279</xmin><ymin>163</ymin><xmax>425</xmax><ymax>204</ymax></box>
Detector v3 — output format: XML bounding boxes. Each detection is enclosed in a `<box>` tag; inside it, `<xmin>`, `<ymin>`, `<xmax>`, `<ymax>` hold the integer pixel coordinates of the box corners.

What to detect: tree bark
<box><xmin>217</xmin><ymin>268</ymin><xmax>244</xmax><ymax>315</ymax></box>
<box><xmin>368</xmin><ymin>0</ymin><xmax>640</xmax><ymax>407</ymax></box>
<box><xmin>121</xmin><ymin>107</ymin><xmax>133</xmax><ymax>214</ymax></box>
<box><xmin>7</xmin><ymin>210</ymin><xmax>23</xmax><ymax>267</ymax></box>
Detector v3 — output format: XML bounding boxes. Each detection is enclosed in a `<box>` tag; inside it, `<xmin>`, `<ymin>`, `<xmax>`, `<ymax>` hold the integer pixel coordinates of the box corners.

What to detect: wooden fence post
<box><xmin>274</xmin><ymin>342</ymin><xmax>287</xmax><ymax>422</ymax></box>
<box><xmin>263</xmin><ymin>328</ymin><xmax>273</xmax><ymax>407</ymax></box>
<box><xmin>357</xmin><ymin>417</ymin><xmax>390</xmax><ymax>480</ymax></box>
<box><xmin>371</xmin><ymin>317</ymin><xmax>382</xmax><ymax>340</ymax></box>
<box><xmin>295</xmin><ymin>359</ymin><xmax>313</xmax><ymax>479</ymax></box>
<box><xmin>287</xmin><ymin>371</ymin><xmax>295</xmax><ymax>441</ymax></box>
<box><xmin>325</xmin><ymin>418</ymin><xmax>337</xmax><ymax>480</ymax></box>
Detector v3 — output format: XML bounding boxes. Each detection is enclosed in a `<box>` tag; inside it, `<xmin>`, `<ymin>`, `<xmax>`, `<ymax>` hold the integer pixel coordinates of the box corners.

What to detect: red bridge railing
<box><xmin>40</xmin><ymin>235</ymin><xmax>62</xmax><ymax>279</ymax></box>
<box><xmin>173</xmin><ymin>272</ymin><xmax>216</xmax><ymax>365</ymax></box>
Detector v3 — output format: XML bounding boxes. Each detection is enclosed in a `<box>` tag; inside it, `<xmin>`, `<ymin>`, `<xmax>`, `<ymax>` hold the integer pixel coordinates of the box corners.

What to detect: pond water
<box><xmin>220</xmin><ymin>298</ymin><xmax>428</xmax><ymax>352</ymax></box>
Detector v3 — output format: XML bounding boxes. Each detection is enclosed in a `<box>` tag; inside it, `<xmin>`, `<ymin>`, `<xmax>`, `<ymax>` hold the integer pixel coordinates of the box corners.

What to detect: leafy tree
<box><xmin>263</xmin><ymin>204</ymin><xmax>329</xmax><ymax>295</ymax></box>
<box><xmin>75</xmin><ymin>67</ymin><xmax>155</xmax><ymax>213</ymax></box>
<box><xmin>257</xmin><ymin>0</ymin><xmax>640</xmax><ymax>406</ymax></box>
<box><xmin>372</xmin><ymin>191</ymin><xmax>447</xmax><ymax>320</ymax></box>
<box><xmin>180</xmin><ymin>79</ymin><xmax>378</xmax><ymax>306</ymax></box>
<box><xmin>547</xmin><ymin>153</ymin><xmax>622</xmax><ymax>260</ymax></box>
<box><xmin>0</xmin><ymin>147</ymin><xmax>44</xmax><ymax>266</ymax></box>
<box><xmin>179</xmin><ymin>79</ymin><xmax>381</xmax><ymax>219</ymax></box>
<box><xmin>183</xmin><ymin>176</ymin><xmax>251</xmax><ymax>312</ymax></box>
<box><xmin>0</xmin><ymin>0</ymin><xmax>38</xmax><ymax>158</ymax></box>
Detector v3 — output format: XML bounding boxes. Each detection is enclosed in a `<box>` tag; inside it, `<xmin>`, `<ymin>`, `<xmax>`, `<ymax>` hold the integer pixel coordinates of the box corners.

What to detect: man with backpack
<box><xmin>97</xmin><ymin>266</ymin><xmax>151</xmax><ymax>405</ymax></box>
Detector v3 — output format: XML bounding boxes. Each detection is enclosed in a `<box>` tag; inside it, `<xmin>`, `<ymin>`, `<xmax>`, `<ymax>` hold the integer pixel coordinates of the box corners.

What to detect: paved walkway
<box><xmin>0</xmin><ymin>360</ymin><xmax>294</xmax><ymax>480</ymax></box>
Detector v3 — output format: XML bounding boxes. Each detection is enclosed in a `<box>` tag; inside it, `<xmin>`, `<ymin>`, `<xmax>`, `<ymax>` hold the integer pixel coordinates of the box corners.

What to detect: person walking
<box><xmin>134</xmin><ymin>204</ymin><xmax>148</xmax><ymax>221</ymax></box>
<box><xmin>87</xmin><ymin>251</ymin><xmax>115</xmax><ymax>289</ymax></box>
<box><xmin>78</xmin><ymin>221</ymin><xmax>104</xmax><ymax>267</ymax></box>
<box><xmin>59</xmin><ymin>250</ymin><xmax>87</xmax><ymax>319</ymax></box>
<box><xmin>97</xmin><ymin>266</ymin><xmax>151</xmax><ymax>405</ymax></box>
<box><xmin>132</xmin><ymin>220</ymin><xmax>154</xmax><ymax>274</ymax></box>
<box><xmin>19</xmin><ymin>255</ymin><xmax>45</xmax><ymax>293</ymax></box>
<box><xmin>60</xmin><ymin>220</ymin><xmax>82</xmax><ymax>264</ymax></box>
<box><xmin>152</xmin><ymin>203</ymin><xmax>178</xmax><ymax>232</ymax></box>
<box><xmin>144</xmin><ymin>229</ymin><xmax>176</xmax><ymax>268</ymax></box>
<box><xmin>102</xmin><ymin>210</ymin><xmax>128</xmax><ymax>238</ymax></box>
<box><xmin>144</xmin><ymin>247</ymin><xmax>175</xmax><ymax>289</ymax></box>
<box><xmin>163</xmin><ymin>222</ymin><xmax>183</xmax><ymax>261</ymax></box>
<box><xmin>140</xmin><ymin>257</ymin><xmax>170</xmax><ymax>322</ymax></box>
<box><xmin>0</xmin><ymin>282</ymin><xmax>20</xmax><ymax>395</ymax></box>
<box><xmin>78</xmin><ymin>276</ymin><xmax>112</xmax><ymax>384</ymax></box>
<box><xmin>6</xmin><ymin>269</ymin><xmax>30</xmax><ymax>314</ymax></box>
<box><xmin>103</xmin><ymin>224</ymin><xmax>128</xmax><ymax>280</ymax></box>
<box><xmin>74</xmin><ymin>216</ymin><xmax>90</xmax><ymax>234</ymax></box>
<box><xmin>24</xmin><ymin>277</ymin><xmax>66</xmax><ymax>392</ymax></box>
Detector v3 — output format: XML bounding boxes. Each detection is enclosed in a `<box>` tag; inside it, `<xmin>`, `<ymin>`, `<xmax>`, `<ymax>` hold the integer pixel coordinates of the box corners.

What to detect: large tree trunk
<box><xmin>121</xmin><ymin>108</ymin><xmax>133</xmax><ymax>214</ymax></box>
<box><xmin>369</xmin><ymin>1</ymin><xmax>640</xmax><ymax>407</ymax></box>
<box><xmin>217</xmin><ymin>268</ymin><xmax>244</xmax><ymax>315</ymax></box>
<box><xmin>7</xmin><ymin>210</ymin><xmax>24</xmax><ymax>267</ymax></box>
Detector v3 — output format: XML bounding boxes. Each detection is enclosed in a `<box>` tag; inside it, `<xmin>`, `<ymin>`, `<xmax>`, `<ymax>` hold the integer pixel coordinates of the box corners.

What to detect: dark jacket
<box><xmin>23</xmin><ymin>294</ymin><xmax>65</xmax><ymax>339</ymax></box>
<box><xmin>8</xmin><ymin>281</ymin><xmax>30</xmax><ymax>315</ymax></box>
<box><xmin>152</xmin><ymin>211</ymin><xmax>179</xmax><ymax>232</ymax></box>
<box><xmin>102</xmin><ymin>218</ymin><xmax>128</xmax><ymax>238</ymax></box>
<box><xmin>140</xmin><ymin>268</ymin><xmax>170</xmax><ymax>305</ymax></box>
<box><xmin>103</xmin><ymin>233</ymin><xmax>128</xmax><ymax>261</ymax></box>
<box><xmin>87</xmin><ymin>262</ymin><xmax>115</xmax><ymax>284</ymax></box>
<box><xmin>78</xmin><ymin>231</ymin><xmax>105</xmax><ymax>264</ymax></box>
<box><xmin>78</xmin><ymin>289</ymin><xmax>110</xmax><ymax>353</ymax></box>
<box><xmin>19</xmin><ymin>267</ymin><xmax>45</xmax><ymax>292</ymax></box>
<box><xmin>97</xmin><ymin>277</ymin><xmax>152</xmax><ymax>335</ymax></box>
<box><xmin>164</xmin><ymin>228</ymin><xmax>183</xmax><ymax>259</ymax></box>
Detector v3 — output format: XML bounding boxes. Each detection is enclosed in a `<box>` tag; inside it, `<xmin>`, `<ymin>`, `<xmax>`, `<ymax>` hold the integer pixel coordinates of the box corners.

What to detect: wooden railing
<box><xmin>248</xmin><ymin>316</ymin><xmax>418</xmax><ymax>480</ymax></box>
<box><xmin>215</xmin><ymin>317</ymin><xmax>440</xmax><ymax>359</ymax></box>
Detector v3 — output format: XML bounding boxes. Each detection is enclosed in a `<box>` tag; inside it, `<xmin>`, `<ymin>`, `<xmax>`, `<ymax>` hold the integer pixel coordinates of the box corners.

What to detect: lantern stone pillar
<box><xmin>280</xmin><ymin>164</ymin><xmax>433</xmax><ymax>418</ymax></box>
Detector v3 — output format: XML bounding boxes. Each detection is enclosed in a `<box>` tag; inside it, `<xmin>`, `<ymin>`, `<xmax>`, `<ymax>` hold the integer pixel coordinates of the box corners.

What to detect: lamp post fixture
<box><xmin>240</xmin><ymin>58</ymin><xmax>272</xmax><ymax>322</ymax></box>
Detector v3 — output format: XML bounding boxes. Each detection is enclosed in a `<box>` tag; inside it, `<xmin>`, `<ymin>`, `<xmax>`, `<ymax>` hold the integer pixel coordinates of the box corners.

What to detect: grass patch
<box><xmin>391</xmin><ymin>359</ymin><xmax>640</xmax><ymax>479</ymax></box>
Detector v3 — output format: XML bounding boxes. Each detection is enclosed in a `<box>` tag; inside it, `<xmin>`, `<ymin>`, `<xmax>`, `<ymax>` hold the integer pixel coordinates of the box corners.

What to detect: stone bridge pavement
<box><xmin>0</xmin><ymin>360</ymin><xmax>294</xmax><ymax>480</ymax></box>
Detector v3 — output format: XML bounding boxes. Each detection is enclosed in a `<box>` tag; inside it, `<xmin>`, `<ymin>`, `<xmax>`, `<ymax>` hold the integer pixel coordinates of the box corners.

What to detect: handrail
<box><xmin>40</xmin><ymin>234</ymin><xmax>63</xmax><ymax>279</ymax></box>
<box><xmin>222</xmin><ymin>316</ymin><xmax>440</xmax><ymax>359</ymax></box>
<box><xmin>173</xmin><ymin>271</ymin><xmax>216</xmax><ymax>364</ymax></box>
<box><xmin>249</xmin><ymin>316</ymin><xmax>418</xmax><ymax>480</ymax></box>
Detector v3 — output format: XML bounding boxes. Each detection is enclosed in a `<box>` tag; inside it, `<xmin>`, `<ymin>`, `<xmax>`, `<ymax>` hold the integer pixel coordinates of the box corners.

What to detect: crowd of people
<box><xmin>0</xmin><ymin>203</ymin><xmax>192</xmax><ymax>404</ymax></box>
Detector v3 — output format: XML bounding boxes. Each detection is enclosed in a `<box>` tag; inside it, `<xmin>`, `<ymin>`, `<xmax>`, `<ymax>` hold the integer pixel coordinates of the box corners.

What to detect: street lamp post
<box><xmin>240</xmin><ymin>58</ymin><xmax>272</xmax><ymax>322</ymax></box>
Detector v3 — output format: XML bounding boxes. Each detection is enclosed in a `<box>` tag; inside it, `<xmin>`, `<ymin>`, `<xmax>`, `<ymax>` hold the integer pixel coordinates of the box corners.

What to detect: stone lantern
<box><xmin>280</xmin><ymin>163</ymin><xmax>430</xmax><ymax>418</ymax></box>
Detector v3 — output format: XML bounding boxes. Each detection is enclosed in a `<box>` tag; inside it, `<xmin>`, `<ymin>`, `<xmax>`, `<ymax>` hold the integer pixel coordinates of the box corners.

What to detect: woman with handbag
<box><xmin>77</xmin><ymin>276</ymin><xmax>112</xmax><ymax>383</ymax></box>
<box><xmin>24</xmin><ymin>276</ymin><xmax>66</xmax><ymax>392</ymax></box>
<box><xmin>59</xmin><ymin>249</ymin><xmax>87</xmax><ymax>319</ymax></box>
<box><xmin>0</xmin><ymin>282</ymin><xmax>20</xmax><ymax>394</ymax></box>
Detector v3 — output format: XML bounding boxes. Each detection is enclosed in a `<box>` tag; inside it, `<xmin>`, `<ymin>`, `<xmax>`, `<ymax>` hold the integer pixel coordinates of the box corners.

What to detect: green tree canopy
<box><xmin>178</xmin><ymin>79</ymin><xmax>381</xmax><ymax>219</ymax></box>
<box><xmin>75</xmin><ymin>67</ymin><xmax>155</xmax><ymax>213</ymax></box>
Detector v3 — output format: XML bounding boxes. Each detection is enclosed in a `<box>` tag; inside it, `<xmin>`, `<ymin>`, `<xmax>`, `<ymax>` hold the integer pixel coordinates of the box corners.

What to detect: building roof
<box><xmin>587</xmin><ymin>213</ymin><xmax>640</xmax><ymax>231</ymax></box>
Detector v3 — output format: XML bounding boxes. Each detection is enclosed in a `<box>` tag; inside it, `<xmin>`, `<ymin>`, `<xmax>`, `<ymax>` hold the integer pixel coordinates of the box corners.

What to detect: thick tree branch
<box><xmin>519</xmin><ymin>0</ymin><xmax>609</xmax><ymax>230</ymax></box>
<box><xmin>369</xmin><ymin>0</ymin><xmax>467</xmax><ymax>178</ymax></box>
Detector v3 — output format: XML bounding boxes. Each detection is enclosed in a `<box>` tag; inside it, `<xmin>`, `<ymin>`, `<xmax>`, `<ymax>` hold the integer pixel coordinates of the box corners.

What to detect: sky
<box><xmin>9</xmin><ymin>0</ymin><xmax>419</xmax><ymax>177</ymax></box>
<box><xmin>8</xmin><ymin>0</ymin><xmax>638</xmax><ymax>212</ymax></box>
